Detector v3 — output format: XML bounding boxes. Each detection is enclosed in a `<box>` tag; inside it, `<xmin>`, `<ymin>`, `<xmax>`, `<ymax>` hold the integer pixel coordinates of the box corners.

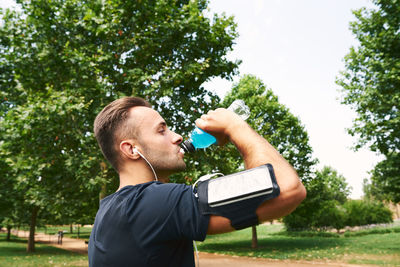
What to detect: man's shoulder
<box><xmin>112</xmin><ymin>181</ymin><xmax>192</xmax><ymax>202</ymax></box>
<box><xmin>143</xmin><ymin>182</ymin><xmax>192</xmax><ymax>199</ymax></box>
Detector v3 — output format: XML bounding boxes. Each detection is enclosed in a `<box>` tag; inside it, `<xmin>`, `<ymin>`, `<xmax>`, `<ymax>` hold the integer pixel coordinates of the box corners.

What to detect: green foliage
<box><xmin>284</xmin><ymin>166</ymin><xmax>351</xmax><ymax>231</ymax></box>
<box><xmin>0</xmin><ymin>154</ymin><xmax>16</xmax><ymax>224</ymax></box>
<box><xmin>1</xmin><ymin>92</ymin><xmax>100</xmax><ymax>227</ymax></box>
<box><xmin>0</xmin><ymin>0</ymin><xmax>239</xmax><ymax>230</ymax></box>
<box><xmin>362</xmin><ymin>177</ymin><xmax>387</xmax><ymax>202</ymax></box>
<box><xmin>343</xmin><ymin>226</ymin><xmax>400</xmax><ymax>237</ymax></box>
<box><xmin>316</xmin><ymin>201</ymin><xmax>348</xmax><ymax>231</ymax></box>
<box><xmin>336</xmin><ymin>0</ymin><xmax>400</xmax><ymax>202</ymax></box>
<box><xmin>344</xmin><ymin>199</ymin><xmax>393</xmax><ymax>227</ymax></box>
<box><xmin>370</xmin><ymin>153</ymin><xmax>400</xmax><ymax>203</ymax></box>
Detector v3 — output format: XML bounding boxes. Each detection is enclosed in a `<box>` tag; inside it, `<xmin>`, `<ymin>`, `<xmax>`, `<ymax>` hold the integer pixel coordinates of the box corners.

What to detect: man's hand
<box><xmin>195</xmin><ymin>108</ymin><xmax>247</xmax><ymax>146</ymax></box>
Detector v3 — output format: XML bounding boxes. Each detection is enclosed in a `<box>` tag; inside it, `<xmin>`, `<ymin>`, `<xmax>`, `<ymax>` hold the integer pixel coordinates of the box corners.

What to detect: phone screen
<box><xmin>207</xmin><ymin>165</ymin><xmax>273</xmax><ymax>207</ymax></box>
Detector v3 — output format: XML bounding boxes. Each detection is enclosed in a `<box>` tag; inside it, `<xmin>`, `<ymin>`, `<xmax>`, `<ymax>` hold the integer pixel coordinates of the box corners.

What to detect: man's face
<box><xmin>127</xmin><ymin>106</ymin><xmax>186</xmax><ymax>178</ymax></box>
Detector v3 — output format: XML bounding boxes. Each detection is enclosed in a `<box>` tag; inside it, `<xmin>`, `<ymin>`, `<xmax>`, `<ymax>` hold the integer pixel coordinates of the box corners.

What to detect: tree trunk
<box><xmin>251</xmin><ymin>226</ymin><xmax>258</xmax><ymax>248</ymax></box>
<box><xmin>6</xmin><ymin>225</ymin><xmax>11</xmax><ymax>241</ymax></box>
<box><xmin>99</xmin><ymin>184</ymin><xmax>107</xmax><ymax>201</ymax></box>
<box><xmin>78</xmin><ymin>225</ymin><xmax>80</xmax><ymax>238</ymax></box>
<box><xmin>99</xmin><ymin>161</ymin><xmax>108</xmax><ymax>201</ymax></box>
<box><xmin>27</xmin><ymin>206</ymin><xmax>39</xmax><ymax>252</ymax></box>
<box><xmin>70</xmin><ymin>224</ymin><xmax>73</xmax><ymax>234</ymax></box>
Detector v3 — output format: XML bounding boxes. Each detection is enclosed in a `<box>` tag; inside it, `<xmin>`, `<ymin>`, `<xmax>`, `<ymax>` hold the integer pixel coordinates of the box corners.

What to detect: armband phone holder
<box><xmin>195</xmin><ymin>164</ymin><xmax>280</xmax><ymax>230</ymax></box>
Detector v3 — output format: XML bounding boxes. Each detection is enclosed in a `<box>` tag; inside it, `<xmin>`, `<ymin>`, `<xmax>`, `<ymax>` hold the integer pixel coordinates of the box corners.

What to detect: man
<box><xmin>88</xmin><ymin>96</ymin><xmax>306</xmax><ymax>266</ymax></box>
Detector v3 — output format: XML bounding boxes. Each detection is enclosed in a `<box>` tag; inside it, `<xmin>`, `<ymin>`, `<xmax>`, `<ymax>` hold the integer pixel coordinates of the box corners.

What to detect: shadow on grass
<box><xmin>66</xmin><ymin>234</ymin><xmax>91</xmax><ymax>239</ymax></box>
<box><xmin>0</xmin><ymin>245</ymin><xmax>80</xmax><ymax>257</ymax></box>
<box><xmin>200</xmin><ymin>236</ymin><xmax>346</xmax><ymax>254</ymax></box>
<box><xmin>0</xmin><ymin>236</ymin><xmax>82</xmax><ymax>258</ymax></box>
<box><xmin>0</xmin><ymin>238</ymin><xmax>27</xmax><ymax>244</ymax></box>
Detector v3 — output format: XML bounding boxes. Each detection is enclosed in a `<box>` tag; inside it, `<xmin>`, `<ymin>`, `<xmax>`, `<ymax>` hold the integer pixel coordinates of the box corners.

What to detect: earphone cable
<box><xmin>135</xmin><ymin>150</ymin><xmax>158</xmax><ymax>181</ymax></box>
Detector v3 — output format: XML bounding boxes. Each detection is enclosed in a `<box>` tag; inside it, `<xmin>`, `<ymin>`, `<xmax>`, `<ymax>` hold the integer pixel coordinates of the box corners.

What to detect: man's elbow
<box><xmin>296</xmin><ymin>182</ymin><xmax>307</xmax><ymax>204</ymax></box>
<box><xmin>278</xmin><ymin>176</ymin><xmax>306</xmax><ymax>215</ymax></box>
<box><xmin>256</xmin><ymin>177</ymin><xmax>306</xmax><ymax>222</ymax></box>
<box><xmin>286</xmin><ymin>179</ymin><xmax>306</xmax><ymax>211</ymax></box>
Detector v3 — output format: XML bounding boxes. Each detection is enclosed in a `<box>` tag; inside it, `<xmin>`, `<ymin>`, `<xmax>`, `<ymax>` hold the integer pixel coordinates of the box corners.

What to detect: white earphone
<box><xmin>132</xmin><ymin>146</ymin><xmax>158</xmax><ymax>181</ymax></box>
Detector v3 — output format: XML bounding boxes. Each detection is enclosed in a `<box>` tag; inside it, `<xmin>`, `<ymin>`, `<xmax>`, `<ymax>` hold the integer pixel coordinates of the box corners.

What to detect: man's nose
<box><xmin>173</xmin><ymin>132</ymin><xmax>183</xmax><ymax>145</ymax></box>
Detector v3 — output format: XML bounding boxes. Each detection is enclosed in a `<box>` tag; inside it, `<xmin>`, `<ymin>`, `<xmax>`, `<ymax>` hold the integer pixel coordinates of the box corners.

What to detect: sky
<box><xmin>0</xmin><ymin>0</ymin><xmax>382</xmax><ymax>198</ymax></box>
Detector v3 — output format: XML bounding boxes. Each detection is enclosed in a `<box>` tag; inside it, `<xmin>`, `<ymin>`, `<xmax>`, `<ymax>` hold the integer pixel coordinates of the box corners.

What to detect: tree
<box><xmin>0</xmin><ymin>93</ymin><xmax>96</xmax><ymax>251</ymax></box>
<box><xmin>370</xmin><ymin>153</ymin><xmax>400</xmax><ymax>203</ymax></box>
<box><xmin>362</xmin><ymin>178</ymin><xmax>387</xmax><ymax>202</ymax></box>
<box><xmin>0</xmin><ymin>0</ymin><xmax>239</xmax><ymax>251</ymax></box>
<box><xmin>284</xmin><ymin>166</ymin><xmax>351</xmax><ymax>231</ymax></box>
<box><xmin>198</xmin><ymin>74</ymin><xmax>316</xmax><ymax>247</ymax></box>
<box><xmin>336</xmin><ymin>0</ymin><xmax>400</xmax><ymax>202</ymax></box>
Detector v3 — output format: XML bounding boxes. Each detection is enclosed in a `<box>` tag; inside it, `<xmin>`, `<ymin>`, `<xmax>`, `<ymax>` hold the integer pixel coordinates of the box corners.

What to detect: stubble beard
<box><xmin>142</xmin><ymin>146</ymin><xmax>186</xmax><ymax>175</ymax></box>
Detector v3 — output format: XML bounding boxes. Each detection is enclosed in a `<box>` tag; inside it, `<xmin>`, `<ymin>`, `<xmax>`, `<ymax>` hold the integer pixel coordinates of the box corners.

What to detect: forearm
<box><xmin>229</xmin><ymin>122</ymin><xmax>283</xmax><ymax>168</ymax></box>
<box><xmin>229</xmin><ymin>121</ymin><xmax>297</xmax><ymax>180</ymax></box>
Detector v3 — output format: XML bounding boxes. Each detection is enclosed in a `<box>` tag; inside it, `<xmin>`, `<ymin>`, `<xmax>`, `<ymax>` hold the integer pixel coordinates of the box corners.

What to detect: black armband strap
<box><xmin>196</xmin><ymin>164</ymin><xmax>280</xmax><ymax>230</ymax></box>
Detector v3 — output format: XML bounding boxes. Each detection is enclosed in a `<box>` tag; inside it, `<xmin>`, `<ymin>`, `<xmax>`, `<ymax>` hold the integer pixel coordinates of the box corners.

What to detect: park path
<box><xmin>11</xmin><ymin>229</ymin><xmax>88</xmax><ymax>254</ymax></box>
<box><xmin>10</xmin><ymin>229</ymin><xmax>375</xmax><ymax>267</ymax></box>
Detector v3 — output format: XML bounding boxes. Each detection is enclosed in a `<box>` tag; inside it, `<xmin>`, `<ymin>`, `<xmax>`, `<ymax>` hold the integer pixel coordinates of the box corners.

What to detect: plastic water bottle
<box><xmin>181</xmin><ymin>100</ymin><xmax>250</xmax><ymax>153</ymax></box>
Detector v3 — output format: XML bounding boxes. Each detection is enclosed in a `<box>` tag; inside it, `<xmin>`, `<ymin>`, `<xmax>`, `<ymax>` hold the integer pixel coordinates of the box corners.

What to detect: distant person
<box><xmin>88</xmin><ymin>96</ymin><xmax>306</xmax><ymax>267</ymax></box>
<box><xmin>57</xmin><ymin>230</ymin><xmax>63</xmax><ymax>245</ymax></box>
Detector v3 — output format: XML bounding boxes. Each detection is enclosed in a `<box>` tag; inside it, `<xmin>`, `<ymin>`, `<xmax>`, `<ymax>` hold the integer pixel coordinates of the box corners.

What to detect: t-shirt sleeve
<box><xmin>126</xmin><ymin>183</ymin><xmax>210</xmax><ymax>242</ymax></box>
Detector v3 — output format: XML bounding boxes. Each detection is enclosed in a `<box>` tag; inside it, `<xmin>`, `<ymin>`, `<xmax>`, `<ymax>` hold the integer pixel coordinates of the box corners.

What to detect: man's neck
<box><xmin>117</xmin><ymin>163</ymin><xmax>169</xmax><ymax>191</ymax></box>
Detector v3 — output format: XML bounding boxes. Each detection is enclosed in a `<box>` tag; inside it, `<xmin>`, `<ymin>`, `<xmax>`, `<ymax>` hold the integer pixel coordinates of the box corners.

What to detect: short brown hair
<box><xmin>93</xmin><ymin>96</ymin><xmax>151</xmax><ymax>172</ymax></box>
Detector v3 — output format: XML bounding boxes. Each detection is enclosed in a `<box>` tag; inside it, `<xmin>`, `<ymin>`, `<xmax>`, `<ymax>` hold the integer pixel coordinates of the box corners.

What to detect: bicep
<box><xmin>207</xmin><ymin>215</ymin><xmax>234</xmax><ymax>235</ymax></box>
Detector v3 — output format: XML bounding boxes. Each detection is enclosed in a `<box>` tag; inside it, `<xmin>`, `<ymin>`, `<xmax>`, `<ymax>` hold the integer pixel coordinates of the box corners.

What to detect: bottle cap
<box><xmin>181</xmin><ymin>140</ymin><xmax>195</xmax><ymax>153</ymax></box>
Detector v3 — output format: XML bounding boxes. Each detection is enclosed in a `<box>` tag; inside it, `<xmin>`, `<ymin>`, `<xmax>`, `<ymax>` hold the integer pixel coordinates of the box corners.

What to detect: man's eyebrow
<box><xmin>154</xmin><ymin>121</ymin><xmax>167</xmax><ymax>129</ymax></box>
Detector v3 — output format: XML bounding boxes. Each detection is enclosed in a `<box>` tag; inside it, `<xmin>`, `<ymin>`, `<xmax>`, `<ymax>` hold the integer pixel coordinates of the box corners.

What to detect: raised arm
<box><xmin>195</xmin><ymin>108</ymin><xmax>306</xmax><ymax>235</ymax></box>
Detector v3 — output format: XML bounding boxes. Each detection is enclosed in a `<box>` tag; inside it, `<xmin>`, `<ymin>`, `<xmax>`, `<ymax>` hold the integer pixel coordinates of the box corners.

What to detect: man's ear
<box><xmin>120</xmin><ymin>140</ymin><xmax>141</xmax><ymax>160</ymax></box>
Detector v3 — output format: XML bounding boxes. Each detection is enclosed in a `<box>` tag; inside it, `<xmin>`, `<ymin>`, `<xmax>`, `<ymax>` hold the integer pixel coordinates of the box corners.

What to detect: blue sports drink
<box><xmin>182</xmin><ymin>127</ymin><xmax>217</xmax><ymax>152</ymax></box>
<box><xmin>181</xmin><ymin>100</ymin><xmax>250</xmax><ymax>153</ymax></box>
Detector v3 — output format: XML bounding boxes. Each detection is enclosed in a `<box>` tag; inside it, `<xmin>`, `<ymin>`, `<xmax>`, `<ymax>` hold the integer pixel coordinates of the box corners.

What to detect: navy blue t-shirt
<box><xmin>88</xmin><ymin>181</ymin><xmax>210</xmax><ymax>267</ymax></box>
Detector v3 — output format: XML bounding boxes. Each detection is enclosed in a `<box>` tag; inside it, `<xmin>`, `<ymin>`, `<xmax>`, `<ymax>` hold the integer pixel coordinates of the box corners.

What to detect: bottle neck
<box><xmin>181</xmin><ymin>140</ymin><xmax>195</xmax><ymax>153</ymax></box>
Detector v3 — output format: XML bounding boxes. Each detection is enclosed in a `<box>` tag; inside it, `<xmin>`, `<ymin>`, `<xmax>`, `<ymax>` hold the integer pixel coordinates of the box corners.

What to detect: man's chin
<box><xmin>173</xmin><ymin>162</ymin><xmax>187</xmax><ymax>172</ymax></box>
<box><xmin>159</xmin><ymin>162</ymin><xmax>186</xmax><ymax>178</ymax></box>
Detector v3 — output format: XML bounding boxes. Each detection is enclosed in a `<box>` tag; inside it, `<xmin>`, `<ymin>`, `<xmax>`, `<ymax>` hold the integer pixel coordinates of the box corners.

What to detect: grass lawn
<box><xmin>0</xmin><ymin>233</ymin><xmax>87</xmax><ymax>267</ymax></box>
<box><xmin>6</xmin><ymin>222</ymin><xmax>400</xmax><ymax>266</ymax></box>
<box><xmin>197</xmin><ymin>222</ymin><xmax>400</xmax><ymax>266</ymax></box>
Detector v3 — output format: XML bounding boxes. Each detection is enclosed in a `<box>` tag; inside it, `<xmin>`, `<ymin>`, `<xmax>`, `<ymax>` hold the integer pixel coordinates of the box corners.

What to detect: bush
<box><xmin>284</xmin><ymin>198</ymin><xmax>393</xmax><ymax>232</ymax></box>
<box><xmin>343</xmin><ymin>226</ymin><xmax>400</xmax><ymax>237</ymax></box>
<box><xmin>279</xmin><ymin>230</ymin><xmax>341</xmax><ymax>238</ymax></box>
<box><xmin>282</xmin><ymin>201</ymin><xmax>314</xmax><ymax>231</ymax></box>
<box><xmin>313</xmin><ymin>200</ymin><xmax>348</xmax><ymax>232</ymax></box>
<box><xmin>344</xmin><ymin>200</ymin><xmax>393</xmax><ymax>226</ymax></box>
